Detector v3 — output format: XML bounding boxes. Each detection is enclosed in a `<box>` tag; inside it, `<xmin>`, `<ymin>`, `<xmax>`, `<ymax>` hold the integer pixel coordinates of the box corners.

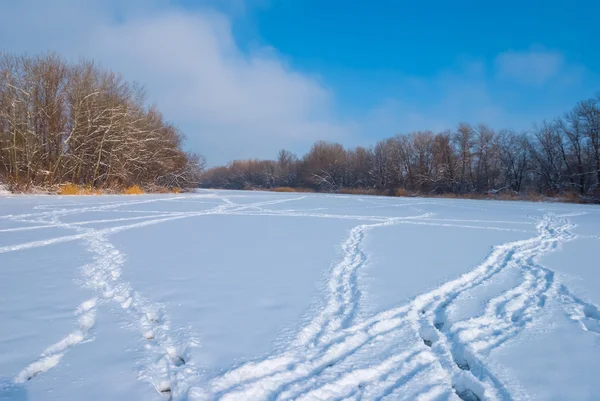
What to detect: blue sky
<box><xmin>1</xmin><ymin>0</ymin><xmax>599</xmax><ymax>164</ymax></box>
<box><xmin>247</xmin><ymin>1</ymin><xmax>599</xmax><ymax>111</ymax></box>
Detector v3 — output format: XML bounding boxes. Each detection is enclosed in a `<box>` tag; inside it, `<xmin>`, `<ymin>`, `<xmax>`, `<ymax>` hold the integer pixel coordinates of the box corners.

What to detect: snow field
<box><xmin>0</xmin><ymin>190</ymin><xmax>599</xmax><ymax>400</ymax></box>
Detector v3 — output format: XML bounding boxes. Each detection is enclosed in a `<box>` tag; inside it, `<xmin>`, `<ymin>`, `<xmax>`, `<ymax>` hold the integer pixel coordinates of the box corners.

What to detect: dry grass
<box><xmin>338</xmin><ymin>187</ymin><xmax>414</xmax><ymax>197</ymax></box>
<box><xmin>123</xmin><ymin>184</ymin><xmax>144</xmax><ymax>195</ymax></box>
<box><xmin>55</xmin><ymin>183</ymin><xmax>184</xmax><ymax>195</ymax></box>
<box><xmin>156</xmin><ymin>187</ymin><xmax>171</xmax><ymax>194</ymax></box>
<box><xmin>58</xmin><ymin>184</ymin><xmax>102</xmax><ymax>195</ymax></box>
<box><xmin>43</xmin><ymin>182</ymin><xmax>598</xmax><ymax>204</ymax></box>
<box><xmin>425</xmin><ymin>191</ymin><xmax>551</xmax><ymax>203</ymax></box>
<box><xmin>338</xmin><ymin>187</ymin><xmax>380</xmax><ymax>196</ymax></box>
<box><xmin>147</xmin><ymin>185</ymin><xmax>171</xmax><ymax>194</ymax></box>
<box><xmin>268</xmin><ymin>187</ymin><xmax>314</xmax><ymax>193</ymax></box>
<box><xmin>57</xmin><ymin>183</ymin><xmax>79</xmax><ymax>195</ymax></box>
<box><xmin>142</xmin><ymin>185</ymin><xmax>182</xmax><ymax>194</ymax></box>
<box><xmin>429</xmin><ymin>192</ymin><xmax>479</xmax><ymax>200</ymax></box>
<box><xmin>559</xmin><ymin>191</ymin><xmax>585</xmax><ymax>204</ymax></box>
<box><xmin>496</xmin><ymin>192</ymin><xmax>544</xmax><ymax>202</ymax></box>
<box><xmin>395</xmin><ymin>188</ymin><xmax>409</xmax><ymax>197</ymax></box>
<box><xmin>293</xmin><ymin>187</ymin><xmax>316</xmax><ymax>193</ymax></box>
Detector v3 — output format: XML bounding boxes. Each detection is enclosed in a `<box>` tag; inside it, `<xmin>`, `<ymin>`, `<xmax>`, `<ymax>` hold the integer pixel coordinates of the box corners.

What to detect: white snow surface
<box><xmin>1</xmin><ymin>190</ymin><xmax>599</xmax><ymax>401</ymax></box>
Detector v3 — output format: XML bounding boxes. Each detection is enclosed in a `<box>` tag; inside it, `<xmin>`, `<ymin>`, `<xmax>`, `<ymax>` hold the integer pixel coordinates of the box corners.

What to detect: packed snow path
<box><xmin>0</xmin><ymin>190</ymin><xmax>599</xmax><ymax>401</ymax></box>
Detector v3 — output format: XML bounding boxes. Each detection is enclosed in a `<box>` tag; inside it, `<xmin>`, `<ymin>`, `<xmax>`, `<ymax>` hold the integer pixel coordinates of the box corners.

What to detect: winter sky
<box><xmin>1</xmin><ymin>0</ymin><xmax>599</xmax><ymax>165</ymax></box>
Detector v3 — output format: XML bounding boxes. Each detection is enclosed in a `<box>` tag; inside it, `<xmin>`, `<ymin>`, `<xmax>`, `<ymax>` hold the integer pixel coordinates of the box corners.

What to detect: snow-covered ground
<box><xmin>1</xmin><ymin>190</ymin><xmax>599</xmax><ymax>401</ymax></box>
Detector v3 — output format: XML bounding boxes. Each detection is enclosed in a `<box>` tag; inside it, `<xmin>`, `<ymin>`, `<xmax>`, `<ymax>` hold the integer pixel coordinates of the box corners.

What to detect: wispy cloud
<box><xmin>0</xmin><ymin>2</ymin><xmax>596</xmax><ymax>164</ymax></box>
<box><xmin>0</xmin><ymin>0</ymin><xmax>353</xmax><ymax>164</ymax></box>
<box><xmin>94</xmin><ymin>11</ymin><xmax>353</xmax><ymax>163</ymax></box>
<box><xmin>494</xmin><ymin>48</ymin><xmax>571</xmax><ymax>86</ymax></box>
<box><xmin>360</xmin><ymin>49</ymin><xmax>596</xmax><ymax>138</ymax></box>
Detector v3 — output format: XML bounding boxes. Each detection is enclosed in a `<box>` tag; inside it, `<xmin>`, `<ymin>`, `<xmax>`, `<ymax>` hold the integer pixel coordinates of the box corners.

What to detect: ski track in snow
<box><xmin>2</xmin><ymin>192</ymin><xmax>599</xmax><ymax>400</ymax></box>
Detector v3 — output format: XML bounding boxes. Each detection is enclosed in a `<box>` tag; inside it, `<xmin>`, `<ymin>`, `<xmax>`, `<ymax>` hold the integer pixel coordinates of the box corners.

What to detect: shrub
<box><xmin>58</xmin><ymin>184</ymin><xmax>102</xmax><ymax>195</ymax></box>
<box><xmin>338</xmin><ymin>187</ymin><xmax>380</xmax><ymax>195</ymax></box>
<box><xmin>124</xmin><ymin>185</ymin><xmax>144</xmax><ymax>195</ymax></box>
<box><xmin>267</xmin><ymin>187</ymin><xmax>315</xmax><ymax>193</ymax></box>
<box><xmin>524</xmin><ymin>193</ymin><xmax>545</xmax><ymax>202</ymax></box>
<box><xmin>58</xmin><ymin>183</ymin><xmax>80</xmax><ymax>195</ymax></box>
<box><xmin>395</xmin><ymin>188</ymin><xmax>409</xmax><ymax>197</ymax></box>
<box><xmin>150</xmin><ymin>186</ymin><xmax>171</xmax><ymax>194</ymax></box>
<box><xmin>561</xmin><ymin>191</ymin><xmax>585</xmax><ymax>204</ymax></box>
<box><xmin>85</xmin><ymin>187</ymin><xmax>103</xmax><ymax>195</ymax></box>
<box><xmin>143</xmin><ymin>185</ymin><xmax>182</xmax><ymax>194</ymax></box>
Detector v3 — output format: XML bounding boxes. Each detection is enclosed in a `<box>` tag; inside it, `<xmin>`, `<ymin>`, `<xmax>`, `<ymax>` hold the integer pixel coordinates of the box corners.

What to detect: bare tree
<box><xmin>201</xmin><ymin>97</ymin><xmax>600</xmax><ymax>202</ymax></box>
<box><xmin>0</xmin><ymin>52</ymin><xmax>204</xmax><ymax>191</ymax></box>
<box><xmin>302</xmin><ymin>141</ymin><xmax>347</xmax><ymax>190</ymax></box>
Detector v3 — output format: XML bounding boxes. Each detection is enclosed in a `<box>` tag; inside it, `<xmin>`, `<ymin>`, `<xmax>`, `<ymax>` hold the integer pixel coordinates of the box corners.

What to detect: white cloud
<box><xmin>0</xmin><ymin>2</ymin><xmax>595</xmax><ymax>164</ymax></box>
<box><xmin>0</xmin><ymin>0</ymin><xmax>352</xmax><ymax>164</ymax></box>
<box><xmin>94</xmin><ymin>12</ymin><xmax>354</xmax><ymax>160</ymax></box>
<box><xmin>494</xmin><ymin>48</ymin><xmax>566</xmax><ymax>86</ymax></box>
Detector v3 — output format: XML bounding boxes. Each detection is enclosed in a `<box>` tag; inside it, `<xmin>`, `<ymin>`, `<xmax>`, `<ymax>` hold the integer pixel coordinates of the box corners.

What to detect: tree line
<box><xmin>0</xmin><ymin>53</ymin><xmax>204</xmax><ymax>191</ymax></box>
<box><xmin>202</xmin><ymin>96</ymin><xmax>600</xmax><ymax>200</ymax></box>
